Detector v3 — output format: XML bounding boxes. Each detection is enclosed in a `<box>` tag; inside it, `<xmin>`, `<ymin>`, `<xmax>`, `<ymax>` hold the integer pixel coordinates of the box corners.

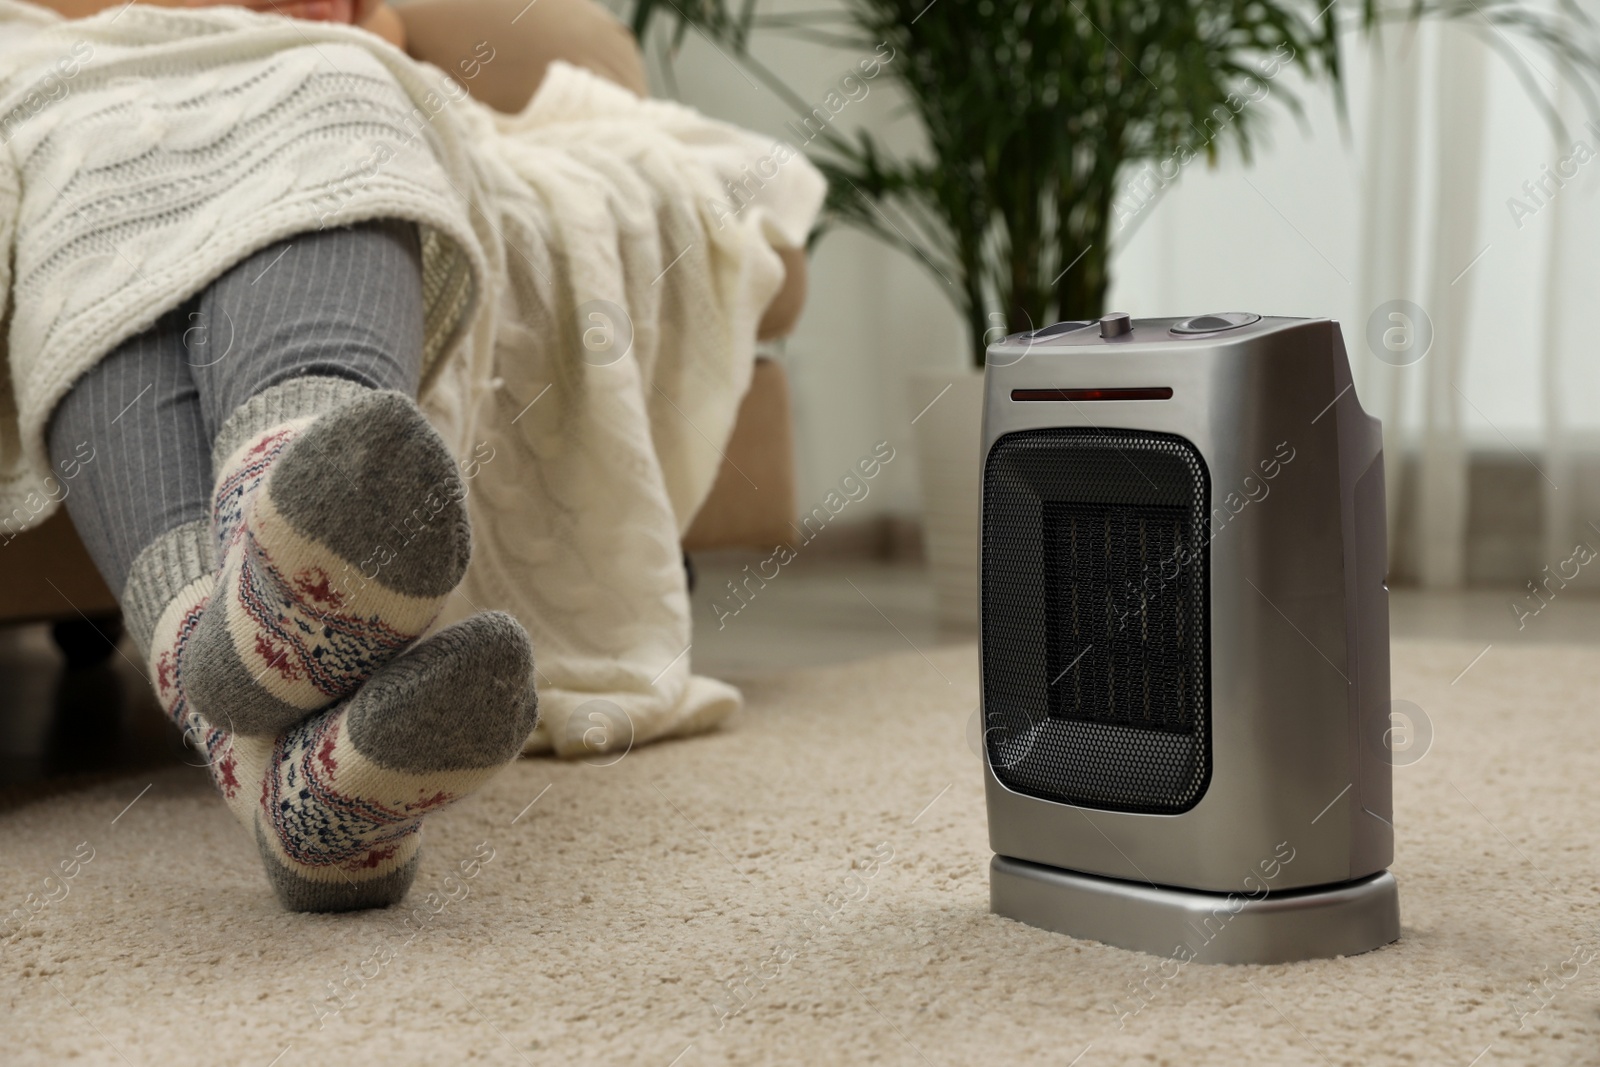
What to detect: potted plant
<box><xmin>630</xmin><ymin>0</ymin><xmax>1600</xmax><ymax>626</ymax></box>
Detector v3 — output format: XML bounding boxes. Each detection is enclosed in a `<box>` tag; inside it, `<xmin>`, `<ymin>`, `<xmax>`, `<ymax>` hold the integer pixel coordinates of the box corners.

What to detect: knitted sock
<box><xmin>126</xmin><ymin>523</ymin><xmax>537</xmax><ymax>912</ymax></box>
<box><xmin>183</xmin><ymin>380</ymin><xmax>473</xmax><ymax>738</ymax></box>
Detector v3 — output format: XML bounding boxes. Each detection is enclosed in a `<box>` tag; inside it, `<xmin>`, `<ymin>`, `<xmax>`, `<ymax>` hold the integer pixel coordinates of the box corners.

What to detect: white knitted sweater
<box><xmin>0</xmin><ymin>0</ymin><xmax>825</xmax><ymax>754</ymax></box>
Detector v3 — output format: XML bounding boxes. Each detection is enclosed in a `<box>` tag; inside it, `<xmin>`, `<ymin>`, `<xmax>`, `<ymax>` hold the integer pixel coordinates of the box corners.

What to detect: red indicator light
<box><xmin>1010</xmin><ymin>387</ymin><xmax>1173</xmax><ymax>402</ymax></box>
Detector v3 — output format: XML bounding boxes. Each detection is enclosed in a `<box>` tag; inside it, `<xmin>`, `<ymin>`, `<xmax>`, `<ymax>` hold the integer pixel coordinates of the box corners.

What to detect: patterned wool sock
<box><xmin>126</xmin><ymin>524</ymin><xmax>537</xmax><ymax>912</ymax></box>
<box><xmin>183</xmin><ymin>379</ymin><xmax>473</xmax><ymax>738</ymax></box>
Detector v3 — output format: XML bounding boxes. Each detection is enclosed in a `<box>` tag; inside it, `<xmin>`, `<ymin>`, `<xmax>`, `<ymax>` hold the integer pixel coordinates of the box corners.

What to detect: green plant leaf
<box><xmin>628</xmin><ymin>0</ymin><xmax>1600</xmax><ymax>364</ymax></box>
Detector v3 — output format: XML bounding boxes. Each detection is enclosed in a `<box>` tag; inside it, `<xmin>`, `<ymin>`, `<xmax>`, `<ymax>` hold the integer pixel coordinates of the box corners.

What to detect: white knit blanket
<box><xmin>0</xmin><ymin>1</ymin><xmax>824</xmax><ymax>755</ymax></box>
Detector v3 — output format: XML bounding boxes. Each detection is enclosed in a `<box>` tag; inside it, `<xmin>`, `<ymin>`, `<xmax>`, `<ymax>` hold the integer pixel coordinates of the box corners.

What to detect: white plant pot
<box><xmin>910</xmin><ymin>369</ymin><xmax>985</xmax><ymax>630</ymax></box>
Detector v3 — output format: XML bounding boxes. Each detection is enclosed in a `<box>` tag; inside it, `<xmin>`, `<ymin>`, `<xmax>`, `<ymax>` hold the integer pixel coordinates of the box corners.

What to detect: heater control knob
<box><xmin>1099</xmin><ymin>312</ymin><xmax>1132</xmax><ymax>339</ymax></box>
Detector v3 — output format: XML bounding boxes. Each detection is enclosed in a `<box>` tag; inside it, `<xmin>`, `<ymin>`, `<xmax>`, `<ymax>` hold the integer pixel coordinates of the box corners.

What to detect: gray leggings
<box><xmin>46</xmin><ymin>219</ymin><xmax>426</xmax><ymax>599</ymax></box>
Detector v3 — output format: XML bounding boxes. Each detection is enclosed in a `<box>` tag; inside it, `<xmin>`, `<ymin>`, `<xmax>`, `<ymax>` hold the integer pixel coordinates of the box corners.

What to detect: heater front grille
<box><xmin>982</xmin><ymin>427</ymin><xmax>1211</xmax><ymax>814</ymax></box>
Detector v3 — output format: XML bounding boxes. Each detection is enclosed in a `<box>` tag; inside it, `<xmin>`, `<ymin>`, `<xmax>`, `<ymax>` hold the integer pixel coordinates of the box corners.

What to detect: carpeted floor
<box><xmin>2</xmin><ymin>639</ymin><xmax>1597</xmax><ymax>1066</ymax></box>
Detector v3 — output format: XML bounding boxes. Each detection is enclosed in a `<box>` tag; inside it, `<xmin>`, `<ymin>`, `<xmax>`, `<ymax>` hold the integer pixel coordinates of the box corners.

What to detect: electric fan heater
<box><xmin>981</xmin><ymin>312</ymin><xmax>1400</xmax><ymax>964</ymax></box>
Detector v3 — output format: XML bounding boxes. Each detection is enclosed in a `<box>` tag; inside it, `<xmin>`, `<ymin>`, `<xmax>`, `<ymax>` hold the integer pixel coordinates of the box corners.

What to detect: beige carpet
<box><xmin>3</xmin><ymin>639</ymin><xmax>1598</xmax><ymax>1066</ymax></box>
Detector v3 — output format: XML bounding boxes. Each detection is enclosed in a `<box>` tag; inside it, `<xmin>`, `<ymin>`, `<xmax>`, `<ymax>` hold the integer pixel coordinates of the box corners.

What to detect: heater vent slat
<box><xmin>1043</xmin><ymin>500</ymin><xmax>1193</xmax><ymax>732</ymax></box>
<box><xmin>982</xmin><ymin>428</ymin><xmax>1211</xmax><ymax>814</ymax></box>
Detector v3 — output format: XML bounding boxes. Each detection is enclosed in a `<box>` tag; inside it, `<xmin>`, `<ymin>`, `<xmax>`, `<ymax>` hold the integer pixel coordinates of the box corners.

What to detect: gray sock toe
<box><xmin>269</xmin><ymin>390</ymin><xmax>473</xmax><ymax>598</ymax></box>
<box><xmin>256</xmin><ymin>823</ymin><xmax>421</xmax><ymax>914</ymax></box>
<box><xmin>345</xmin><ymin>611</ymin><xmax>538</xmax><ymax>773</ymax></box>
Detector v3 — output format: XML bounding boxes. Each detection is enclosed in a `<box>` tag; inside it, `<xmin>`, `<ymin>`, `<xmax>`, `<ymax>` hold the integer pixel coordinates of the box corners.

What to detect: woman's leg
<box><xmin>47</xmin><ymin>303</ymin><xmax>213</xmax><ymax>606</ymax></box>
<box><xmin>45</xmin><ymin>221</ymin><xmax>537</xmax><ymax>913</ymax></box>
<box><xmin>187</xmin><ymin>217</ymin><xmax>426</xmax><ymax>435</ymax></box>
<box><xmin>178</xmin><ymin>220</ymin><xmax>474</xmax><ymax>738</ymax></box>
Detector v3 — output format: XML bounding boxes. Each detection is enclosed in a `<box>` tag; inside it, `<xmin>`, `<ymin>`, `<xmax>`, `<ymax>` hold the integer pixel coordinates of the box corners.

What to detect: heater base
<box><xmin>991</xmin><ymin>855</ymin><xmax>1400</xmax><ymax>965</ymax></box>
